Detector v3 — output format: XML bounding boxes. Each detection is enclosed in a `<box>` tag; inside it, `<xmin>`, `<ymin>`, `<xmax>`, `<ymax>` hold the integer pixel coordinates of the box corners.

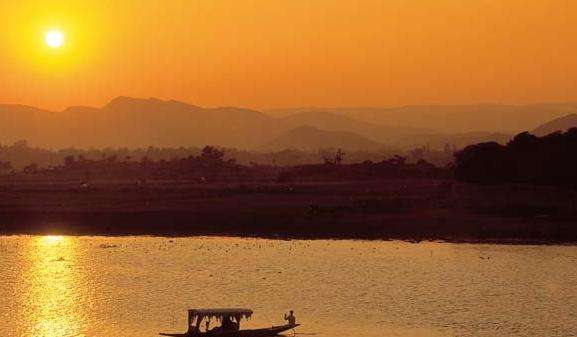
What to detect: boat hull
<box><xmin>160</xmin><ymin>324</ymin><xmax>299</xmax><ymax>337</ymax></box>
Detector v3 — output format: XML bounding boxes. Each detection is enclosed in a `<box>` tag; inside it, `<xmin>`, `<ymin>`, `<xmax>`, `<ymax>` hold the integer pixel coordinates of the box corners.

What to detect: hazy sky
<box><xmin>1</xmin><ymin>0</ymin><xmax>576</xmax><ymax>110</ymax></box>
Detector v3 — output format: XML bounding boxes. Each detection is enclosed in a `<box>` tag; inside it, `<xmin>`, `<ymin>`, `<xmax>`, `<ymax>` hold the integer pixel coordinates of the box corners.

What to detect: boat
<box><xmin>160</xmin><ymin>308</ymin><xmax>300</xmax><ymax>337</ymax></box>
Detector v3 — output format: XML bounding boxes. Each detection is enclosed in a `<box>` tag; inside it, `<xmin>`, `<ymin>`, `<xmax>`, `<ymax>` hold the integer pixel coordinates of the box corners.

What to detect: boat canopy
<box><xmin>188</xmin><ymin>308</ymin><xmax>253</xmax><ymax>325</ymax></box>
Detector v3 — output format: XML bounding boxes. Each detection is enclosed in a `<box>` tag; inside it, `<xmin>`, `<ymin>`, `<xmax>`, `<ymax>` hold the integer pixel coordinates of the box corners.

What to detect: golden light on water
<box><xmin>41</xmin><ymin>235</ymin><xmax>64</xmax><ymax>245</ymax></box>
<box><xmin>24</xmin><ymin>236</ymin><xmax>83</xmax><ymax>337</ymax></box>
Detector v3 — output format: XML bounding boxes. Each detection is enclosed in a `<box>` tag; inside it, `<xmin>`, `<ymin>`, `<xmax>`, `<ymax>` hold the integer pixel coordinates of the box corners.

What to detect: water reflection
<box><xmin>24</xmin><ymin>235</ymin><xmax>84</xmax><ymax>337</ymax></box>
<box><xmin>1</xmin><ymin>236</ymin><xmax>576</xmax><ymax>337</ymax></box>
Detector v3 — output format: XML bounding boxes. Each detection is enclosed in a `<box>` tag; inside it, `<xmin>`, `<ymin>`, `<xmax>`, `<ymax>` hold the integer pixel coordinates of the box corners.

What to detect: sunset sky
<box><xmin>1</xmin><ymin>0</ymin><xmax>576</xmax><ymax>111</ymax></box>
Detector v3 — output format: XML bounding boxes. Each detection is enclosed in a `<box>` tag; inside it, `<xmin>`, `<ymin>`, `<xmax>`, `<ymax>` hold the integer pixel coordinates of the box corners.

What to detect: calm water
<box><xmin>0</xmin><ymin>236</ymin><xmax>575</xmax><ymax>337</ymax></box>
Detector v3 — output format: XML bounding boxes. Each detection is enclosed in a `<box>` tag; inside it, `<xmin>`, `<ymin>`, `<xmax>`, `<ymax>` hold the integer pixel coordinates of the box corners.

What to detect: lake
<box><xmin>0</xmin><ymin>236</ymin><xmax>575</xmax><ymax>337</ymax></box>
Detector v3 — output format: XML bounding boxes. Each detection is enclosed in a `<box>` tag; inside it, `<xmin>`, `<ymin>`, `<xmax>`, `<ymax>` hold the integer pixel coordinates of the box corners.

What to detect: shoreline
<box><xmin>1</xmin><ymin>229</ymin><xmax>576</xmax><ymax>246</ymax></box>
<box><xmin>1</xmin><ymin>209</ymin><xmax>576</xmax><ymax>246</ymax></box>
<box><xmin>0</xmin><ymin>178</ymin><xmax>576</xmax><ymax>246</ymax></box>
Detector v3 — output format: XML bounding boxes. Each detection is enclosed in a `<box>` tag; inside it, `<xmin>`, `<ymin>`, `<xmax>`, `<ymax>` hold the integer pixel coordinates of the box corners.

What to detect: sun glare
<box><xmin>42</xmin><ymin>235</ymin><xmax>64</xmax><ymax>245</ymax></box>
<box><xmin>45</xmin><ymin>29</ymin><xmax>64</xmax><ymax>48</ymax></box>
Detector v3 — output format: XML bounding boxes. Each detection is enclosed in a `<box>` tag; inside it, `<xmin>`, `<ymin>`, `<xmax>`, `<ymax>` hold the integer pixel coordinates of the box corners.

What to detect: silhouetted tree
<box><xmin>13</xmin><ymin>140</ymin><xmax>29</xmax><ymax>148</ymax></box>
<box><xmin>199</xmin><ymin>146</ymin><xmax>225</xmax><ymax>164</ymax></box>
<box><xmin>23</xmin><ymin>163</ymin><xmax>39</xmax><ymax>174</ymax></box>
<box><xmin>0</xmin><ymin>161</ymin><xmax>12</xmax><ymax>174</ymax></box>
<box><xmin>64</xmin><ymin>155</ymin><xmax>76</xmax><ymax>168</ymax></box>
<box><xmin>383</xmin><ymin>155</ymin><xmax>406</xmax><ymax>166</ymax></box>
<box><xmin>322</xmin><ymin>148</ymin><xmax>345</xmax><ymax>165</ymax></box>
<box><xmin>455</xmin><ymin>128</ymin><xmax>577</xmax><ymax>186</ymax></box>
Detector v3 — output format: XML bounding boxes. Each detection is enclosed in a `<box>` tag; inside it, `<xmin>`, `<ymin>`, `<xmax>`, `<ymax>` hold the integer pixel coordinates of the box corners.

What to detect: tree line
<box><xmin>455</xmin><ymin>128</ymin><xmax>577</xmax><ymax>187</ymax></box>
<box><xmin>0</xmin><ymin>139</ymin><xmax>455</xmax><ymax>174</ymax></box>
<box><xmin>0</xmin><ymin>142</ymin><xmax>449</xmax><ymax>181</ymax></box>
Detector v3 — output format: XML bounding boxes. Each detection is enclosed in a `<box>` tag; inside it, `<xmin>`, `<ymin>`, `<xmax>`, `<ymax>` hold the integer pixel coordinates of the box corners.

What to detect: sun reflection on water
<box><xmin>24</xmin><ymin>236</ymin><xmax>84</xmax><ymax>337</ymax></box>
<box><xmin>41</xmin><ymin>235</ymin><xmax>65</xmax><ymax>246</ymax></box>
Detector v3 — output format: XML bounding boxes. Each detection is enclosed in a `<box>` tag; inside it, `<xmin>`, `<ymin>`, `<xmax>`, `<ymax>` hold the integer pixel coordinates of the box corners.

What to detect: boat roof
<box><xmin>188</xmin><ymin>308</ymin><xmax>253</xmax><ymax>318</ymax></box>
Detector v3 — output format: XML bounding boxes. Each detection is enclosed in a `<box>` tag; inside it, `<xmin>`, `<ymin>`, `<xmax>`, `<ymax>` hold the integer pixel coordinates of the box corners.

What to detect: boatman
<box><xmin>284</xmin><ymin>310</ymin><xmax>296</xmax><ymax>326</ymax></box>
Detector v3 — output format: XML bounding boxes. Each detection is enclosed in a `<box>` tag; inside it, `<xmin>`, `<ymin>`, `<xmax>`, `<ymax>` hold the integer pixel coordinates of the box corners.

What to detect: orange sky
<box><xmin>1</xmin><ymin>0</ymin><xmax>577</xmax><ymax>111</ymax></box>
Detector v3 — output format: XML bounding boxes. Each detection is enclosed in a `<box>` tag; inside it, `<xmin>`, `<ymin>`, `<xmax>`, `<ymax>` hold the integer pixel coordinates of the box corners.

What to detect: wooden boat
<box><xmin>160</xmin><ymin>308</ymin><xmax>300</xmax><ymax>337</ymax></box>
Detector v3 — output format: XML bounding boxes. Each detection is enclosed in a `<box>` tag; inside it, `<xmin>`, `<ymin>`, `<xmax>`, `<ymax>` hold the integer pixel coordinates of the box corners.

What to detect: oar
<box><xmin>290</xmin><ymin>333</ymin><xmax>320</xmax><ymax>336</ymax></box>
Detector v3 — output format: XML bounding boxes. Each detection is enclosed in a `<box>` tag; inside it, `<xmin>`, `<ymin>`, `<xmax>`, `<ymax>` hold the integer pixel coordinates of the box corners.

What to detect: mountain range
<box><xmin>532</xmin><ymin>114</ymin><xmax>577</xmax><ymax>136</ymax></box>
<box><xmin>0</xmin><ymin>97</ymin><xmax>282</xmax><ymax>149</ymax></box>
<box><xmin>264</xmin><ymin>126</ymin><xmax>382</xmax><ymax>152</ymax></box>
<box><xmin>269</xmin><ymin>103</ymin><xmax>577</xmax><ymax>134</ymax></box>
<box><xmin>0</xmin><ymin>97</ymin><xmax>574</xmax><ymax>151</ymax></box>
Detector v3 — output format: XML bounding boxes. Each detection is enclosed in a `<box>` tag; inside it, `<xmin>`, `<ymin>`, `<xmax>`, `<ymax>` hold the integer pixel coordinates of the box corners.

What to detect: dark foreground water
<box><xmin>0</xmin><ymin>236</ymin><xmax>575</xmax><ymax>337</ymax></box>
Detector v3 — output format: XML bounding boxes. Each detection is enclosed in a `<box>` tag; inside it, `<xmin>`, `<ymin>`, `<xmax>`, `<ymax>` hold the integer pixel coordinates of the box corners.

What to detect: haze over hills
<box><xmin>270</xmin><ymin>103</ymin><xmax>577</xmax><ymax>134</ymax></box>
<box><xmin>0</xmin><ymin>97</ymin><xmax>285</xmax><ymax>149</ymax></box>
<box><xmin>279</xmin><ymin>110</ymin><xmax>429</xmax><ymax>145</ymax></box>
<box><xmin>276</xmin><ymin>109</ymin><xmax>514</xmax><ymax>149</ymax></box>
<box><xmin>407</xmin><ymin>132</ymin><xmax>513</xmax><ymax>150</ymax></box>
<box><xmin>0</xmin><ymin>96</ymin><xmax>569</xmax><ymax>151</ymax></box>
<box><xmin>532</xmin><ymin>114</ymin><xmax>577</xmax><ymax>136</ymax></box>
<box><xmin>264</xmin><ymin>126</ymin><xmax>383</xmax><ymax>152</ymax></box>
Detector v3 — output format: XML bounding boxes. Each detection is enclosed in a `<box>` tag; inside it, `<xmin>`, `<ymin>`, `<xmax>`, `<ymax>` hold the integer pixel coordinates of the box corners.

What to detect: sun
<box><xmin>45</xmin><ymin>29</ymin><xmax>65</xmax><ymax>48</ymax></box>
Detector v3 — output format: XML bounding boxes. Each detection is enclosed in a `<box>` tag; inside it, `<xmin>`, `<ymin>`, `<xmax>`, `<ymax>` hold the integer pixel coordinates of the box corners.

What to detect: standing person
<box><xmin>284</xmin><ymin>310</ymin><xmax>296</xmax><ymax>326</ymax></box>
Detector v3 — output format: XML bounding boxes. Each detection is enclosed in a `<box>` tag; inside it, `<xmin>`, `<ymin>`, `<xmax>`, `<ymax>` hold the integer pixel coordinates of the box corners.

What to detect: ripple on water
<box><xmin>0</xmin><ymin>236</ymin><xmax>575</xmax><ymax>337</ymax></box>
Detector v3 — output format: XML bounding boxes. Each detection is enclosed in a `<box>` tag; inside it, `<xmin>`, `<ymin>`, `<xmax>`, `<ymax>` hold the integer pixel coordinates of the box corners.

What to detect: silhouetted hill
<box><xmin>0</xmin><ymin>98</ymin><xmax>552</xmax><ymax>151</ymax></box>
<box><xmin>409</xmin><ymin>131</ymin><xmax>512</xmax><ymax>149</ymax></box>
<box><xmin>0</xmin><ymin>104</ymin><xmax>58</xmax><ymax>146</ymax></box>
<box><xmin>0</xmin><ymin>97</ymin><xmax>284</xmax><ymax>149</ymax></box>
<box><xmin>271</xmin><ymin>103</ymin><xmax>577</xmax><ymax>133</ymax></box>
<box><xmin>263</xmin><ymin>126</ymin><xmax>382</xmax><ymax>151</ymax></box>
<box><xmin>532</xmin><ymin>114</ymin><xmax>577</xmax><ymax>136</ymax></box>
<box><xmin>280</xmin><ymin>110</ymin><xmax>427</xmax><ymax>145</ymax></box>
<box><xmin>278</xmin><ymin>109</ymin><xmax>512</xmax><ymax>150</ymax></box>
<box><xmin>98</xmin><ymin>97</ymin><xmax>279</xmax><ymax>148</ymax></box>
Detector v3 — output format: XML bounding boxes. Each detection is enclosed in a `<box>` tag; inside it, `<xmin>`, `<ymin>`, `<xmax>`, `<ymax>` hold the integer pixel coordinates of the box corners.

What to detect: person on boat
<box><xmin>221</xmin><ymin>316</ymin><xmax>234</xmax><ymax>331</ymax></box>
<box><xmin>231</xmin><ymin>317</ymin><xmax>240</xmax><ymax>331</ymax></box>
<box><xmin>188</xmin><ymin>324</ymin><xmax>200</xmax><ymax>335</ymax></box>
<box><xmin>284</xmin><ymin>310</ymin><xmax>296</xmax><ymax>326</ymax></box>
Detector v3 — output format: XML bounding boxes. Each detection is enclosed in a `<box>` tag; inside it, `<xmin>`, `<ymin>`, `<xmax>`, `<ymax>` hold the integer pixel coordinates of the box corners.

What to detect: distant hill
<box><xmin>0</xmin><ymin>97</ymin><xmax>553</xmax><ymax>151</ymax></box>
<box><xmin>270</xmin><ymin>103</ymin><xmax>577</xmax><ymax>134</ymax></box>
<box><xmin>0</xmin><ymin>97</ymin><xmax>285</xmax><ymax>149</ymax></box>
<box><xmin>263</xmin><ymin>126</ymin><xmax>382</xmax><ymax>151</ymax></box>
<box><xmin>532</xmin><ymin>114</ymin><xmax>577</xmax><ymax>136</ymax></box>
<box><xmin>402</xmin><ymin>131</ymin><xmax>512</xmax><ymax>150</ymax></box>
<box><xmin>276</xmin><ymin>109</ymin><xmax>512</xmax><ymax>150</ymax></box>
<box><xmin>280</xmin><ymin>110</ymin><xmax>428</xmax><ymax>145</ymax></box>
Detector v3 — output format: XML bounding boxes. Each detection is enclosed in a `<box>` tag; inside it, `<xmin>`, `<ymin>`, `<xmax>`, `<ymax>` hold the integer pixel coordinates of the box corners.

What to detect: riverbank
<box><xmin>0</xmin><ymin>177</ymin><xmax>576</xmax><ymax>243</ymax></box>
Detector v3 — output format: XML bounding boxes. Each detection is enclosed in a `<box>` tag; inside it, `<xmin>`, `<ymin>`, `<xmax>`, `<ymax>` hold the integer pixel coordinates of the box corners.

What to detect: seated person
<box><xmin>187</xmin><ymin>325</ymin><xmax>200</xmax><ymax>334</ymax></box>
<box><xmin>284</xmin><ymin>310</ymin><xmax>296</xmax><ymax>326</ymax></box>
<box><xmin>221</xmin><ymin>316</ymin><xmax>234</xmax><ymax>331</ymax></box>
